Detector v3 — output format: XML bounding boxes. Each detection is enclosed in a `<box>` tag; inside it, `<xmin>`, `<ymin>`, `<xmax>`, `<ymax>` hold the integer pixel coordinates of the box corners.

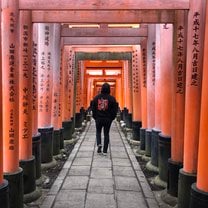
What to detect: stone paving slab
<box><xmin>116</xmin><ymin>191</ymin><xmax>148</xmax><ymax>208</ymax></box>
<box><xmin>115</xmin><ymin>176</ymin><xmax>141</xmax><ymax>192</ymax></box>
<box><xmin>76</xmin><ymin>151</ymin><xmax>94</xmax><ymax>158</ymax></box>
<box><xmin>72</xmin><ymin>157</ymin><xmax>92</xmax><ymax>166</ymax></box>
<box><xmin>113</xmin><ymin>166</ymin><xmax>136</xmax><ymax>177</ymax></box>
<box><xmin>91</xmin><ymin>167</ymin><xmax>113</xmax><ymax>179</ymax></box>
<box><xmin>62</xmin><ymin>176</ymin><xmax>89</xmax><ymax>190</ymax></box>
<box><xmin>85</xmin><ymin>193</ymin><xmax>116</xmax><ymax>208</ymax></box>
<box><xmin>68</xmin><ymin>165</ymin><xmax>91</xmax><ymax>176</ymax></box>
<box><xmin>53</xmin><ymin>190</ymin><xmax>85</xmax><ymax>208</ymax></box>
<box><xmin>88</xmin><ymin>178</ymin><xmax>114</xmax><ymax>194</ymax></box>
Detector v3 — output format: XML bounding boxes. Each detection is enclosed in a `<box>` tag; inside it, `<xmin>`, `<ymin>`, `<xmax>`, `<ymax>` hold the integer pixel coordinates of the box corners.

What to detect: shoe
<box><xmin>97</xmin><ymin>145</ymin><xmax>102</xmax><ymax>154</ymax></box>
<box><xmin>102</xmin><ymin>152</ymin><xmax>107</xmax><ymax>156</ymax></box>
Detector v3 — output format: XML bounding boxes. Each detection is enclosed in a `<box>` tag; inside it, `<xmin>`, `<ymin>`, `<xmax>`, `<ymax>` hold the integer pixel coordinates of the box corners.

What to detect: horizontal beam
<box><xmin>63</xmin><ymin>37</ymin><xmax>142</xmax><ymax>45</ymax></box>
<box><xmin>20</xmin><ymin>0</ymin><xmax>189</xmax><ymax>10</ymax></box>
<box><xmin>72</xmin><ymin>46</ymin><xmax>133</xmax><ymax>52</ymax></box>
<box><xmin>32</xmin><ymin>10</ymin><xmax>175</xmax><ymax>23</ymax></box>
<box><xmin>61</xmin><ymin>27</ymin><xmax>148</xmax><ymax>37</ymax></box>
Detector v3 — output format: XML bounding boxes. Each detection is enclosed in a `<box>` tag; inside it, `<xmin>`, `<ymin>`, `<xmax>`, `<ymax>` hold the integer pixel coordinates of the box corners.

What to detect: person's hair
<box><xmin>101</xmin><ymin>82</ymin><xmax>110</xmax><ymax>94</ymax></box>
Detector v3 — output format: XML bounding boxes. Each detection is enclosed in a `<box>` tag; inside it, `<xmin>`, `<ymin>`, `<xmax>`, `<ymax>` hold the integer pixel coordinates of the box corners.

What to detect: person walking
<box><xmin>91</xmin><ymin>82</ymin><xmax>118</xmax><ymax>155</ymax></box>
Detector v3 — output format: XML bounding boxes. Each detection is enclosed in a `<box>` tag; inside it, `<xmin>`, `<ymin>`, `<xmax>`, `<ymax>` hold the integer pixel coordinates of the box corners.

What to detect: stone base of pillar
<box><xmin>178</xmin><ymin>169</ymin><xmax>196</xmax><ymax>208</ymax></box>
<box><xmin>53</xmin><ymin>129</ymin><xmax>60</xmax><ymax>156</ymax></box>
<box><xmin>190</xmin><ymin>183</ymin><xmax>208</xmax><ymax>208</ymax></box>
<box><xmin>123</xmin><ymin>108</ymin><xmax>128</xmax><ymax>124</ymax></box>
<box><xmin>62</xmin><ymin>120</ymin><xmax>73</xmax><ymax>140</ymax></box>
<box><xmin>0</xmin><ymin>179</ymin><xmax>9</xmax><ymax>208</ymax></box>
<box><xmin>151</xmin><ymin>128</ymin><xmax>161</xmax><ymax>167</ymax></box>
<box><xmin>120</xmin><ymin>110</ymin><xmax>123</xmax><ymax>121</ymax></box>
<box><xmin>71</xmin><ymin>117</ymin><xmax>75</xmax><ymax>134</ymax></box>
<box><xmin>32</xmin><ymin>133</ymin><xmax>41</xmax><ymax>180</ymax></box>
<box><xmin>59</xmin><ymin>127</ymin><xmax>64</xmax><ymax>150</ymax></box>
<box><xmin>126</xmin><ymin>113</ymin><xmax>132</xmax><ymax>128</ymax></box>
<box><xmin>23</xmin><ymin>186</ymin><xmax>42</xmax><ymax>204</ymax></box>
<box><xmin>140</xmin><ymin>128</ymin><xmax>146</xmax><ymax>151</ymax></box>
<box><xmin>132</xmin><ymin>121</ymin><xmax>142</xmax><ymax>141</ymax></box>
<box><xmin>158</xmin><ymin>133</ymin><xmax>171</xmax><ymax>183</ymax></box>
<box><xmin>41</xmin><ymin>159</ymin><xmax>57</xmax><ymax>171</ymax></box>
<box><xmin>19</xmin><ymin>156</ymin><xmax>36</xmax><ymax>194</ymax></box>
<box><xmin>86</xmin><ymin>114</ymin><xmax>91</xmax><ymax>122</ymax></box>
<box><xmin>75</xmin><ymin>113</ymin><xmax>82</xmax><ymax>128</ymax></box>
<box><xmin>160</xmin><ymin>189</ymin><xmax>177</xmax><ymax>207</ymax></box>
<box><xmin>4</xmin><ymin>168</ymin><xmax>23</xmax><ymax>208</ymax></box>
<box><xmin>167</xmin><ymin>159</ymin><xmax>183</xmax><ymax>197</ymax></box>
<box><xmin>38</xmin><ymin>126</ymin><xmax>54</xmax><ymax>164</ymax></box>
<box><xmin>153</xmin><ymin>175</ymin><xmax>167</xmax><ymax>188</ymax></box>
<box><xmin>145</xmin><ymin>129</ymin><xmax>152</xmax><ymax>157</ymax></box>
<box><xmin>19</xmin><ymin>156</ymin><xmax>41</xmax><ymax>203</ymax></box>
<box><xmin>146</xmin><ymin>161</ymin><xmax>159</xmax><ymax>173</ymax></box>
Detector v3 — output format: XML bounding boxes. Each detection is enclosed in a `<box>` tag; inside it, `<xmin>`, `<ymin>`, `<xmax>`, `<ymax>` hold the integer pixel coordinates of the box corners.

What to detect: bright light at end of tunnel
<box><xmin>105</xmin><ymin>70</ymin><xmax>121</xmax><ymax>75</ymax></box>
<box><xmin>86</xmin><ymin>70</ymin><xmax>103</xmax><ymax>75</ymax></box>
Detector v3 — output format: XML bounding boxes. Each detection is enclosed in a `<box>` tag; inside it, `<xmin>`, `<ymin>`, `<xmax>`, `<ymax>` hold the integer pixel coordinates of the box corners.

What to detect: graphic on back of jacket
<box><xmin>97</xmin><ymin>98</ymin><xmax>108</xmax><ymax>111</ymax></box>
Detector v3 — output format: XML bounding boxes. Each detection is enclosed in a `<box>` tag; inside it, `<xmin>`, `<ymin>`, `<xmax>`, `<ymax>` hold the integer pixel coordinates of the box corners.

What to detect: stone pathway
<box><xmin>39</xmin><ymin>120</ymin><xmax>159</xmax><ymax>208</ymax></box>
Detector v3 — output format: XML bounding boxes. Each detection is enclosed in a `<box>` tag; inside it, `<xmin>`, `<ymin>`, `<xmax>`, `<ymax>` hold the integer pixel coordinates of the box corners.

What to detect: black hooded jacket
<box><xmin>91</xmin><ymin>83</ymin><xmax>118</xmax><ymax>121</ymax></box>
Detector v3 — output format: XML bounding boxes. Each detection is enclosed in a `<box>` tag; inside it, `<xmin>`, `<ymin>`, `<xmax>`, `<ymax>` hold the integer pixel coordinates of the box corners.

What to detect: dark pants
<box><xmin>95</xmin><ymin>118</ymin><xmax>112</xmax><ymax>153</ymax></box>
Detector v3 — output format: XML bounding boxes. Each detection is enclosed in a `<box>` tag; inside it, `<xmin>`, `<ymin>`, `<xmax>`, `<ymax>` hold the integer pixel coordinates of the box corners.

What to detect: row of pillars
<box><xmin>0</xmin><ymin>1</ymin><xmax>88</xmax><ymax>207</ymax></box>
<box><xmin>119</xmin><ymin>1</ymin><xmax>208</xmax><ymax>207</ymax></box>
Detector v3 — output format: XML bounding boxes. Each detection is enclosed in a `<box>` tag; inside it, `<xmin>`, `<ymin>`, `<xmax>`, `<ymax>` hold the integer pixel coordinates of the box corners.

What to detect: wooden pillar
<box><xmin>19</xmin><ymin>10</ymin><xmax>33</xmax><ymax>162</ymax></box>
<box><xmin>178</xmin><ymin>0</ymin><xmax>206</xmax><ymax>207</ymax></box>
<box><xmin>19</xmin><ymin>11</ymin><xmax>39</xmax><ymax>200</ymax></box>
<box><xmin>0</xmin><ymin>0</ymin><xmax>3</xmax><ymax>185</ymax></box>
<box><xmin>123</xmin><ymin>60</ymin><xmax>132</xmax><ymax>128</ymax></box>
<box><xmin>178</xmin><ymin>1</ymin><xmax>206</xmax><ymax>207</ymax></box>
<box><xmin>58</xmin><ymin>38</ymin><xmax>64</xmax><ymax>149</ymax></box>
<box><xmin>190</xmin><ymin>2</ymin><xmax>208</xmax><ymax>206</ymax></box>
<box><xmin>62</xmin><ymin>46</ymin><xmax>73</xmax><ymax>140</ymax></box>
<box><xmin>157</xmin><ymin>24</ymin><xmax>173</xmax><ymax>185</ymax></box>
<box><xmin>167</xmin><ymin>11</ymin><xmax>187</xmax><ymax>197</ymax></box>
<box><xmin>149</xmin><ymin>24</ymin><xmax>162</xmax><ymax>169</ymax></box>
<box><xmin>145</xmin><ymin>24</ymin><xmax>156</xmax><ymax>158</ymax></box>
<box><xmin>51</xmin><ymin>24</ymin><xmax>61</xmax><ymax>156</ymax></box>
<box><xmin>139</xmin><ymin>38</ymin><xmax>148</xmax><ymax>152</ymax></box>
<box><xmin>31</xmin><ymin>23</ymin><xmax>42</xmax><ymax>180</ymax></box>
<box><xmin>75</xmin><ymin>61</ymin><xmax>83</xmax><ymax>128</ymax></box>
<box><xmin>37</xmin><ymin>24</ymin><xmax>54</xmax><ymax>164</ymax></box>
<box><xmin>2</xmin><ymin>0</ymin><xmax>24</xmax><ymax>207</ymax></box>
<box><xmin>0</xmin><ymin>0</ymin><xmax>9</xmax><ymax>206</ymax></box>
<box><xmin>132</xmin><ymin>45</ymin><xmax>142</xmax><ymax>141</ymax></box>
<box><xmin>147</xmin><ymin>24</ymin><xmax>156</xmax><ymax>130</ymax></box>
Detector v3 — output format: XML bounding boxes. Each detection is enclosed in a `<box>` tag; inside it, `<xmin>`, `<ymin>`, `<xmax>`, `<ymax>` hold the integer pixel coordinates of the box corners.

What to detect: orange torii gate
<box><xmin>2</xmin><ymin>0</ymin><xmax>208</xmax><ymax>208</ymax></box>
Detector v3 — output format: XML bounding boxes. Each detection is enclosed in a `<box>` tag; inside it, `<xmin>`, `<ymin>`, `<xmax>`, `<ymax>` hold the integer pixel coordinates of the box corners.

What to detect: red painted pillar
<box><xmin>2</xmin><ymin>0</ymin><xmax>24</xmax><ymax>207</ymax></box>
<box><xmin>0</xmin><ymin>0</ymin><xmax>3</xmax><ymax>185</ymax></box>
<box><xmin>189</xmin><ymin>3</ymin><xmax>208</xmax><ymax>206</ymax></box>
<box><xmin>139</xmin><ymin>39</ymin><xmax>148</xmax><ymax>152</ymax></box>
<box><xmin>51</xmin><ymin>24</ymin><xmax>61</xmax><ymax>156</ymax></box>
<box><xmin>178</xmin><ymin>1</ymin><xmax>206</xmax><ymax>207</ymax></box>
<box><xmin>145</xmin><ymin>25</ymin><xmax>156</xmax><ymax>158</ymax></box>
<box><xmin>31</xmin><ymin>23</ymin><xmax>42</xmax><ymax>180</ymax></box>
<box><xmin>0</xmin><ymin>0</ymin><xmax>9</xmax><ymax>205</ymax></box>
<box><xmin>149</xmin><ymin>24</ymin><xmax>162</xmax><ymax>169</ymax></box>
<box><xmin>19</xmin><ymin>11</ymin><xmax>32</xmax><ymax>161</ymax></box>
<box><xmin>37</xmin><ymin>24</ymin><xmax>55</xmax><ymax>164</ymax></box>
<box><xmin>62</xmin><ymin>46</ymin><xmax>74</xmax><ymax>140</ymax></box>
<box><xmin>75</xmin><ymin>61</ymin><xmax>83</xmax><ymax>128</ymax></box>
<box><xmin>190</xmin><ymin>2</ymin><xmax>208</xmax><ymax>206</ymax></box>
<box><xmin>132</xmin><ymin>45</ymin><xmax>142</xmax><ymax>141</ymax></box>
<box><xmin>123</xmin><ymin>60</ymin><xmax>132</xmax><ymax>128</ymax></box>
<box><xmin>167</xmin><ymin>11</ymin><xmax>187</xmax><ymax>197</ymax></box>
<box><xmin>19</xmin><ymin>10</ymin><xmax>39</xmax><ymax>200</ymax></box>
<box><xmin>157</xmin><ymin>24</ymin><xmax>173</xmax><ymax>185</ymax></box>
